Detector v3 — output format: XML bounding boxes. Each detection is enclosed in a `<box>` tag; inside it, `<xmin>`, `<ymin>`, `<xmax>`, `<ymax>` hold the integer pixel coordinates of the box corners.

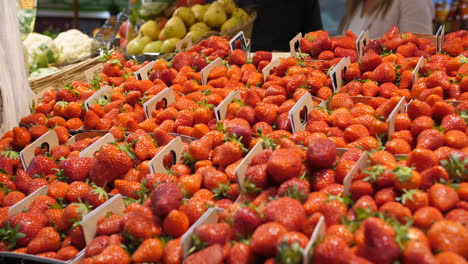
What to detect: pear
<box><xmin>192</xmin><ymin>4</ymin><xmax>208</xmax><ymax>22</ymax></box>
<box><xmin>140</xmin><ymin>20</ymin><xmax>160</xmax><ymax>40</ymax></box>
<box><xmin>174</xmin><ymin>7</ymin><xmax>195</xmax><ymax>27</ymax></box>
<box><xmin>221</xmin><ymin>16</ymin><xmax>243</xmax><ymax>33</ymax></box>
<box><xmin>126</xmin><ymin>26</ymin><xmax>138</xmax><ymax>42</ymax></box>
<box><xmin>159</xmin><ymin>16</ymin><xmax>187</xmax><ymax>40</ymax></box>
<box><xmin>217</xmin><ymin>0</ymin><xmax>236</xmax><ymax>15</ymax></box>
<box><xmin>160</xmin><ymin>38</ymin><xmax>181</xmax><ymax>53</ymax></box>
<box><xmin>203</xmin><ymin>2</ymin><xmax>227</xmax><ymax>28</ymax></box>
<box><xmin>143</xmin><ymin>40</ymin><xmax>163</xmax><ymax>53</ymax></box>
<box><xmin>126</xmin><ymin>35</ymin><xmax>152</xmax><ymax>55</ymax></box>
<box><xmin>187</xmin><ymin>31</ymin><xmax>203</xmax><ymax>43</ymax></box>
<box><xmin>232</xmin><ymin>8</ymin><xmax>249</xmax><ymax>21</ymax></box>
<box><xmin>189</xmin><ymin>22</ymin><xmax>211</xmax><ymax>33</ymax></box>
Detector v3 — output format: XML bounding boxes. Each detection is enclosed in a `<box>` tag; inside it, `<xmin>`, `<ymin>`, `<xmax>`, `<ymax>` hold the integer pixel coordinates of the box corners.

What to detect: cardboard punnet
<box><xmin>200</xmin><ymin>58</ymin><xmax>224</xmax><ymax>85</ymax></box>
<box><xmin>79</xmin><ymin>133</ymin><xmax>116</xmax><ymax>158</ymax></box>
<box><xmin>386</xmin><ymin>96</ymin><xmax>407</xmax><ymax>138</ymax></box>
<box><xmin>84</xmin><ymin>63</ymin><xmax>104</xmax><ymax>82</ymax></box>
<box><xmin>84</xmin><ymin>85</ymin><xmax>113</xmax><ymax>111</ymax></box>
<box><xmin>262</xmin><ymin>58</ymin><xmax>282</xmax><ymax>82</ymax></box>
<box><xmin>436</xmin><ymin>25</ymin><xmax>445</xmax><ymax>53</ymax></box>
<box><xmin>67</xmin><ymin>131</ymin><xmax>108</xmax><ymax>145</ymax></box>
<box><xmin>303</xmin><ymin>216</ymin><xmax>326</xmax><ymax>264</ymax></box>
<box><xmin>289</xmin><ymin>32</ymin><xmax>303</xmax><ymax>58</ymax></box>
<box><xmin>412</xmin><ymin>57</ymin><xmax>425</xmax><ymax>84</ymax></box>
<box><xmin>176</xmin><ymin>34</ymin><xmax>193</xmax><ymax>52</ymax></box>
<box><xmin>356</xmin><ymin>30</ymin><xmax>370</xmax><ymax>59</ymax></box>
<box><xmin>8</xmin><ymin>185</ymin><xmax>48</xmax><ymax>217</ymax></box>
<box><xmin>81</xmin><ymin>194</ymin><xmax>126</xmax><ymax>246</ymax></box>
<box><xmin>215</xmin><ymin>90</ymin><xmax>241</xmax><ymax>121</ymax></box>
<box><xmin>181</xmin><ymin>207</ymin><xmax>224</xmax><ymax>260</ymax></box>
<box><xmin>149</xmin><ymin>136</ymin><xmax>184</xmax><ymax>174</ymax></box>
<box><xmin>289</xmin><ymin>93</ymin><xmax>325</xmax><ymax>133</ymax></box>
<box><xmin>235</xmin><ymin>141</ymin><xmax>264</xmax><ymax>195</ymax></box>
<box><xmin>134</xmin><ymin>60</ymin><xmax>156</xmax><ymax>81</ymax></box>
<box><xmin>20</xmin><ymin>130</ymin><xmax>59</xmax><ymax>169</ymax></box>
<box><xmin>229</xmin><ymin>31</ymin><xmax>249</xmax><ymax>53</ymax></box>
<box><xmin>143</xmin><ymin>87</ymin><xmax>176</xmax><ymax>118</ymax></box>
<box><xmin>329</xmin><ymin>57</ymin><xmax>351</xmax><ymax>92</ymax></box>
<box><xmin>341</xmin><ymin>150</ymin><xmax>367</xmax><ymax>196</ymax></box>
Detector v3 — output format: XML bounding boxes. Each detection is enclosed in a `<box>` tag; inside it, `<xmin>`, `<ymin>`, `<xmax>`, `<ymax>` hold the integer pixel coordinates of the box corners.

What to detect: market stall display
<box><xmin>0</xmin><ymin>9</ymin><xmax>467</xmax><ymax>262</ymax></box>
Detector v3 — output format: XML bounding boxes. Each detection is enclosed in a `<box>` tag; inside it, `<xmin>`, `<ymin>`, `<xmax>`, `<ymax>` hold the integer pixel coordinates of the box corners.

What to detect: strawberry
<box><xmin>440</xmin><ymin>114</ymin><xmax>466</xmax><ymax>131</ymax></box>
<box><xmin>318</xmin><ymin>197</ymin><xmax>347</xmax><ymax>226</ymax></box>
<box><xmin>334</xmin><ymin>47</ymin><xmax>358</xmax><ymax>62</ymax></box>
<box><xmin>7</xmin><ymin>211</ymin><xmax>48</xmax><ymax>246</ymax></box>
<box><xmin>211</xmin><ymin>138</ymin><xmax>245</xmax><ymax>167</ymax></box>
<box><xmin>428</xmin><ymin>220</ymin><xmax>468</xmax><ymax>258</ymax></box>
<box><xmin>408</xmin><ymin>148</ymin><xmax>439</xmax><ymax>172</ymax></box>
<box><xmin>410</xmin><ymin>116</ymin><xmax>434</xmax><ymax>136</ymax></box>
<box><xmin>278</xmin><ymin>178</ymin><xmax>311</xmax><ymax>199</ymax></box>
<box><xmin>150</xmin><ymin>182</ymin><xmax>183</xmax><ymax>216</ymax></box>
<box><xmin>266</xmin><ymin>149</ymin><xmax>302</xmax><ymax>184</ymax></box>
<box><xmin>370</xmin><ymin>62</ymin><xmax>396</xmax><ymax>83</ymax></box>
<box><xmin>306</xmin><ymin>138</ymin><xmax>336</xmax><ymax>170</ymax></box>
<box><xmin>66</xmin><ymin>181</ymin><xmax>90</xmax><ymax>203</ymax></box>
<box><xmin>27</xmin><ymin>156</ymin><xmax>58</xmax><ymax>177</ymax></box>
<box><xmin>2</xmin><ymin>191</ymin><xmax>26</xmax><ymax>207</ymax></box>
<box><xmin>228</xmin><ymin>242</ymin><xmax>253</xmax><ymax>264</ymax></box>
<box><xmin>407</xmin><ymin>99</ymin><xmax>432</xmax><ymax>120</ymax></box>
<box><xmin>55</xmin><ymin>88</ymin><xmax>77</xmax><ymax>102</ymax></box>
<box><xmin>232</xmin><ymin>206</ymin><xmax>262</xmax><ymax>238</ymax></box>
<box><xmin>96</xmin><ymin>214</ymin><xmax>123</xmax><ymax>236</ymax></box>
<box><xmin>172</xmin><ymin>52</ymin><xmax>195</xmax><ymax>71</ymax></box>
<box><xmin>29</xmin><ymin>195</ymin><xmax>57</xmax><ymax>213</ymax></box>
<box><xmin>329</xmin><ymin>93</ymin><xmax>354</xmax><ymax>110</ymax></box>
<box><xmin>314</xmin><ymin>235</ymin><xmax>370</xmax><ymax>264</ymax></box>
<box><xmin>229</xmin><ymin>49</ymin><xmax>247</xmax><ymax>66</ymax></box>
<box><xmin>12</xmin><ymin>127</ymin><xmax>31</xmax><ymax>147</ymax></box>
<box><xmin>26</xmin><ymin>227</ymin><xmax>60</xmax><ymax>254</ymax></box>
<box><xmin>300</xmin><ymin>38</ymin><xmax>312</xmax><ymax>54</ymax></box>
<box><xmin>85</xmin><ymin>235</ymin><xmax>109</xmax><ymax>257</ymax></box>
<box><xmin>59</xmin><ymin>157</ymin><xmax>93</xmax><ymax>183</ymax></box>
<box><xmin>93</xmin><ymin>244</ymin><xmax>130</xmax><ymax>264</ymax></box>
<box><xmin>263</xmin><ymin>197</ymin><xmax>306</xmax><ymax>231</ymax></box>
<box><xmin>123</xmin><ymin>206</ymin><xmax>153</xmax><ymax>239</ymax></box>
<box><xmin>131</xmin><ymin>238</ymin><xmax>164</xmax><ymax>263</ymax></box>
<box><xmin>250</xmin><ymin>222</ymin><xmax>287</xmax><ymax>257</ymax></box>
<box><xmin>428</xmin><ymin>183</ymin><xmax>459</xmax><ymax>212</ymax></box>
<box><xmin>114</xmin><ymin>180</ymin><xmax>141</xmax><ymax>199</ymax></box>
<box><xmin>163</xmin><ymin>209</ymin><xmax>189</xmax><ymax>238</ymax></box>
<box><xmin>253</xmin><ymin>51</ymin><xmax>272</xmax><ymax>67</ymax></box>
<box><xmin>83</xmin><ymin>186</ymin><xmax>108</xmax><ymax>208</ymax></box>
<box><xmin>28</xmin><ymin>125</ymin><xmax>48</xmax><ymax>140</ymax></box>
<box><xmin>416</xmin><ymin>128</ymin><xmax>445</xmax><ymax>150</ymax></box>
<box><xmin>89</xmin><ymin>143</ymin><xmax>134</xmax><ymax>187</ymax></box>
<box><xmin>195</xmin><ymin>222</ymin><xmax>231</xmax><ymax>246</ymax></box>
<box><xmin>185</xmin><ymin>244</ymin><xmax>223</xmax><ymax>264</ymax></box>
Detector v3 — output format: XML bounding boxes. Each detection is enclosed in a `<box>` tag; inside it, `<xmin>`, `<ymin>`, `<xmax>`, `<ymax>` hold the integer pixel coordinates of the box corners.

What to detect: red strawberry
<box><xmin>150</xmin><ymin>182</ymin><xmax>183</xmax><ymax>216</ymax></box>
<box><xmin>85</xmin><ymin>235</ymin><xmax>109</xmax><ymax>257</ymax></box>
<box><xmin>93</xmin><ymin>244</ymin><xmax>130</xmax><ymax>264</ymax></box>
<box><xmin>250</xmin><ymin>222</ymin><xmax>287</xmax><ymax>257</ymax></box>
<box><xmin>253</xmin><ymin>51</ymin><xmax>272</xmax><ymax>67</ymax></box>
<box><xmin>55</xmin><ymin>88</ymin><xmax>77</xmax><ymax>102</ymax></box>
<box><xmin>60</xmin><ymin>157</ymin><xmax>94</xmax><ymax>183</ymax></box>
<box><xmin>263</xmin><ymin>197</ymin><xmax>306</xmax><ymax>231</ymax></box>
<box><xmin>185</xmin><ymin>244</ymin><xmax>223</xmax><ymax>264</ymax></box>
<box><xmin>89</xmin><ymin>143</ymin><xmax>134</xmax><ymax>187</ymax></box>
<box><xmin>26</xmin><ymin>156</ymin><xmax>58</xmax><ymax>177</ymax></box>
<box><xmin>229</xmin><ymin>49</ymin><xmax>247</xmax><ymax>66</ymax></box>
<box><xmin>195</xmin><ymin>222</ymin><xmax>231</xmax><ymax>246</ymax></box>
<box><xmin>8</xmin><ymin>211</ymin><xmax>48</xmax><ymax>246</ymax></box>
<box><xmin>232</xmin><ymin>207</ymin><xmax>262</xmax><ymax>238</ymax></box>
<box><xmin>306</xmin><ymin>138</ymin><xmax>337</xmax><ymax>170</ymax></box>
<box><xmin>267</xmin><ymin>149</ymin><xmax>302</xmax><ymax>184</ymax></box>
<box><xmin>172</xmin><ymin>52</ymin><xmax>195</xmax><ymax>71</ymax></box>
<box><xmin>131</xmin><ymin>238</ymin><xmax>164</xmax><ymax>263</ymax></box>
<box><xmin>314</xmin><ymin>235</ymin><xmax>371</xmax><ymax>264</ymax></box>
<box><xmin>26</xmin><ymin>227</ymin><xmax>60</xmax><ymax>254</ymax></box>
<box><xmin>370</xmin><ymin>62</ymin><xmax>396</xmax><ymax>83</ymax></box>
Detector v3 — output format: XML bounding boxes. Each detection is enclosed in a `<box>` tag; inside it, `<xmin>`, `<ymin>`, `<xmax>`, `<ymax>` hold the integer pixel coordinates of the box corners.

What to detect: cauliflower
<box><xmin>54</xmin><ymin>29</ymin><xmax>98</xmax><ymax>64</ymax></box>
<box><xmin>23</xmin><ymin>33</ymin><xmax>59</xmax><ymax>72</ymax></box>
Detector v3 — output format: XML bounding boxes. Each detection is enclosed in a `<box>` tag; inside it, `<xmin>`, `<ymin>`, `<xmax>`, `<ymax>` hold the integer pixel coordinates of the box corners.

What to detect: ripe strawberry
<box><xmin>151</xmin><ymin>182</ymin><xmax>183</xmax><ymax>216</ymax></box>
<box><xmin>370</xmin><ymin>63</ymin><xmax>396</xmax><ymax>83</ymax></box>
<box><xmin>329</xmin><ymin>93</ymin><xmax>354</xmax><ymax>110</ymax></box>
<box><xmin>306</xmin><ymin>138</ymin><xmax>337</xmax><ymax>170</ymax></box>
<box><xmin>428</xmin><ymin>220</ymin><xmax>468</xmax><ymax>258</ymax></box>
<box><xmin>55</xmin><ymin>88</ymin><xmax>77</xmax><ymax>102</ymax></box>
<box><xmin>428</xmin><ymin>183</ymin><xmax>459</xmax><ymax>212</ymax></box>
<box><xmin>266</xmin><ymin>149</ymin><xmax>302</xmax><ymax>184</ymax></box>
<box><xmin>85</xmin><ymin>236</ymin><xmax>109</xmax><ymax>257</ymax></box>
<box><xmin>413</xmin><ymin>206</ymin><xmax>444</xmax><ymax>230</ymax></box>
<box><xmin>93</xmin><ymin>244</ymin><xmax>130</xmax><ymax>264</ymax></box>
<box><xmin>26</xmin><ymin>227</ymin><xmax>60</xmax><ymax>254</ymax></box>
<box><xmin>314</xmin><ymin>235</ymin><xmax>370</xmax><ymax>264</ymax></box>
<box><xmin>27</xmin><ymin>156</ymin><xmax>58</xmax><ymax>177</ymax></box>
<box><xmin>311</xmin><ymin>169</ymin><xmax>336</xmax><ymax>191</ymax></box>
<box><xmin>211</xmin><ymin>139</ymin><xmax>245</xmax><ymax>167</ymax></box>
<box><xmin>416</xmin><ymin>129</ymin><xmax>445</xmax><ymax>150</ymax></box>
<box><xmin>263</xmin><ymin>197</ymin><xmax>306</xmax><ymax>231</ymax></box>
<box><xmin>89</xmin><ymin>143</ymin><xmax>134</xmax><ymax>187</ymax></box>
<box><xmin>185</xmin><ymin>244</ymin><xmax>223</xmax><ymax>264</ymax></box>
<box><xmin>2</xmin><ymin>191</ymin><xmax>26</xmax><ymax>207</ymax></box>
<box><xmin>12</xmin><ymin>127</ymin><xmax>31</xmax><ymax>147</ymax></box>
<box><xmin>229</xmin><ymin>49</ymin><xmax>247</xmax><ymax>66</ymax></box>
<box><xmin>96</xmin><ymin>214</ymin><xmax>123</xmax><ymax>236</ymax></box>
<box><xmin>408</xmin><ymin>148</ymin><xmax>439</xmax><ymax>172</ymax></box>
<box><xmin>252</xmin><ymin>51</ymin><xmax>272</xmax><ymax>67</ymax></box>
<box><xmin>318</xmin><ymin>197</ymin><xmax>347</xmax><ymax>226</ymax></box>
<box><xmin>440</xmin><ymin>114</ymin><xmax>466</xmax><ymax>131</ymax></box>
<box><xmin>278</xmin><ymin>178</ymin><xmax>311</xmax><ymax>199</ymax></box>
<box><xmin>59</xmin><ymin>157</ymin><xmax>93</xmax><ymax>183</ymax></box>
<box><xmin>123</xmin><ymin>207</ymin><xmax>153</xmax><ymax>239</ymax></box>
<box><xmin>66</xmin><ymin>181</ymin><xmax>90</xmax><ymax>203</ymax></box>
<box><xmin>131</xmin><ymin>238</ymin><xmax>164</xmax><ymax>263</ymax></box>
<box><xmin>410</xmin><ymin>116</ymin><xmax>434</xmax><ymax>136</ymax></box>
<box><xmin>250</xmin><ymin>222</ymin><xmax>287</xmax><ymax>257</ymax></box>
<box><xmin>407</xmin><ymin>99</ymin><xmax>432</xmax><ymax>120</ymax></box>
<box><xmin>83</xmin><ymin>186</ymin><xmax>108</xmax><ymax>208</ymax></box>
<box><xmin>8</xmin><ymin>211</ymin><xmax>48</xmax><ymax>246</ymax></box>
<box><xmin>195</xmin><ymin>222</ymin><xmax>231</xmax><ymax>247</ymax></box>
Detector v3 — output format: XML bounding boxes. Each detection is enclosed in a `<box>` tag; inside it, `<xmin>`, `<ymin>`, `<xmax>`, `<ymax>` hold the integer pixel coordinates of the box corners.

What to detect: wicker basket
<box><xmin>29</xmin><ymin>56</ymin><xmax>101</xmax><ymax>94</ymax></box>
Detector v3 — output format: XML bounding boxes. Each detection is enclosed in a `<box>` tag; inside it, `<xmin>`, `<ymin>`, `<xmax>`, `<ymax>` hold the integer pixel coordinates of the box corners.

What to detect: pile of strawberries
<box><xmin>0</xmin><ymin>26</ymin><xmax>465</xmax><ymax>263</ymax></box>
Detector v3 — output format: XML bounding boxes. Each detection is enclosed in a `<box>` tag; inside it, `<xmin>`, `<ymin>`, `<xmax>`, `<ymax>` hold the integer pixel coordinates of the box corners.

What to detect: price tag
<box><xmin>143</xmin><ymin>87</ymin><xmax>176</xmax><ymax>118</ymax></box>
<box><xmin>329</xmin><ymin>57</ymin><xmax>351</xmax><ymax>92</ymax></box>
<box><xmin>84</xmin><ymin>85</ymin><xmax>113</xmax><ymax>111</ymax></box>
<box><xmin>289</xmin><ymin>32</ymin><xmax>302</xmax><ymax>58</ymax></box>
<box><xmin>229</xmin><ymin>31</ymin><xmax>248</xmax><ymax>52</ymax></box>
<box><xmin>200</xmin><ymin>57</ymin><xmax>224</xmax><ymax>85</ymax></box>
<box><xmin>134</xmin><ymin>60</ymin><xmax>156</xmax><ymax>80</ymax></box>
<box><xmin>215</xmin><ymin>90</ymin><xmax>241</xmax><ymax>121</ymax></box>
<box><xmin>356</xmin><ymin>30</ymin><xmax>370</xmax><ymax>59</ymax></box>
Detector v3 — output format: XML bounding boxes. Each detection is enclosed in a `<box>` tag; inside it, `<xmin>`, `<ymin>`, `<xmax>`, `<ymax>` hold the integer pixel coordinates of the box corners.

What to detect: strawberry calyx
<box><xmin>362</xmin><ymin>165</ymin><xmax>386</xmax><ymax>183</ymax></box>
<box><xmin>0</xmin><ymin>222</ymin><xmax>25</xmax><ymax>249</ymax></box>
<box><xmin>0</xmin><ymin>182</ymin><xmax>13</xmax><ymax>194</ymax></box>
<box><xmin>440</xmin><ymin>153</ymin><xmax>468</xmax><ymax>183</ymax></box>
<box><xmin>459</xmin><ymin>55</ymin><xmax>468</xmax><ymax>64</ymax></box>
<box><xmin>392</xmin><ymin>166</ymin><xmax>414</xmax><ymax>183</ymax></box>
<box><xmin>111</xmin><ymin>142</ymin><xmax>136</xmax><ymax>160</ymax></box>
<box><xmin>325</xmin><ymin>194</ymin><xmax>352</xmax><ymax>206</ymax></box>
<box><xmin>224</xmin><ymin>134</ymin><xmax>248</xmax><ymax>153</ymax></box>
<box><xmin>243</xmin><ymin>178</ymin><xmax>261</xmax><ymax>195</ymax></box>
<box><xmin>133</xmin><ymin>180</ymin><xmax>151</xmax><ymax>204</ymax></box>
<box><xmin>396</xmin><ymin>189</ymin><xmax>418</xmax><ymax>205</ymax></box>
<box><xmin>283</xmin><ymin>185</ymin><xmax>308</xmax><ymax>203</ymax></box>
<box><xmin>91</xmin><ymin>185</ymin><xmax>109</xmax><ymax>201</ymax></box>
<box><xmin>216</xmin><ymin>121</ymin><xmax>226</xmax><ymax>133</ymax></box>
<box><xmin>189</xmin><ymin>234</ymin><xmax>208</xmax><ymax>254</ymax></box>
<box><xmin>196</xmin><ymin>100</ymin><xmax>214</xmax><ymax>109</ymax></box>
<box><xmin>212</xmin><ymin>182</ymin><xmax>231</xmax><ymax>200</ymax></box>
<box><xmin>276</xmin><ymin>239</ymin><xmax>304</xmax><ymax>264</ymax></box>
<box><xmin>1</xmin><ymin>150</ymin><xmax>19</xmax><ymax>161</ymax></box>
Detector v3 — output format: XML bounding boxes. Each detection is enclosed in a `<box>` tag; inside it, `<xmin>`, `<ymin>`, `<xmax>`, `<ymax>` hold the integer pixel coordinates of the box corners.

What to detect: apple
<box><xmin>119</xmin><ymin>20</ymin><xmax>130</xmax><ymax>38</ymax></box>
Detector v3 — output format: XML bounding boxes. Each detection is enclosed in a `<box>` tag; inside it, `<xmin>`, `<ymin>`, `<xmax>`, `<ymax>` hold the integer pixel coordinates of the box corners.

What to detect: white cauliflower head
<box><xmin>54</xmin><ymin>29</ymin><xmax>98</xmax><ymax>64</ymax></box>
<box><xmin>23</xmin><ymin>33</ymin><xmax>59</xmax><ymax>72</ymax></box>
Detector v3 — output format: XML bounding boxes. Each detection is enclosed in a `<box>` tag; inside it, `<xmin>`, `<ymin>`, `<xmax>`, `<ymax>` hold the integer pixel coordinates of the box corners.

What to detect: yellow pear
<box><xmin>174</xmin><ymin>7</ymin><xmax>195</xmax><ymax>27</ymax></box>
<box><xmin>192</xmin><ymin>4</ymin><xmax>209</xmax><ymax>22</ymax></box>
<box><xmin>160</xmin><ymin>38</ymin><xmax>181</xmax><ymax>53</ymax></box>
<box><xmin>159</xmin><ymin>16</ymin><xmax>186</xmax><ymax>40</ymax></box>
<box><xmin>140</xmin><ymin>20</ymin><xmax>160</xmax><ymax>40</ymax></box>
<box><xmin>203</xmin><ymin>2</ymin><xmax>227</xmax><ymax>28</ymax></box>
<box><xmin>217</xmin><ymin>0</ymin><xmax>236</xmax><ymax>15</ymax></box>
<box><xmin>126</xmin><ymin>26</ymin><xmax>137</xmax><ymax>42</ymax></box>
<box><xmin>189</xmin><ymin>22</ymin><xmax>211</xmax><ymax>33</ymax></box>
<box><xmin>126</xmin><ymin>35</ymin><xmax>152</xmax><ymax>55</ymax></box>
<box><xmin>221</xmin><ymin>16</ymin><xmax>243</xmax><ymax>33</ymax></box>
<box><xmin>143</xmin><ymin>40</ymin><xmax>163</xmax><ymax>53</ymax></box>
<box><xmin>232</xmin><ymin>8</ymin><xmax>249</xmax><ymax>21</ymax></box>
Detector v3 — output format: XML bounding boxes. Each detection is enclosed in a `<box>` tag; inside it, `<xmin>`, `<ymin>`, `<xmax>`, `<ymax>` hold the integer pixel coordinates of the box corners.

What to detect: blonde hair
<box><xmin>339</xmin><ymin>0</ymin><xmax>394</xmax><ymax>32</ymax></box>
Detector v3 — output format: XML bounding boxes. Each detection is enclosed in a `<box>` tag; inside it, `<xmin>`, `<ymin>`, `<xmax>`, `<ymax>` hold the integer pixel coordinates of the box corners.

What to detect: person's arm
<box><xmin>399</xmin><ymin>0</ymin><xmax>434</xmax><ymax>34</ymax></box>
<box><xmin>303</xmin><ymin>0</ymin><xmax>323</xmax><ymax>32</ymax></box>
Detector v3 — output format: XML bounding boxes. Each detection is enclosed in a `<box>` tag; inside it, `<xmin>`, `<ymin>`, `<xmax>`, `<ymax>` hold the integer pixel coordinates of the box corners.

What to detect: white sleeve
<box><xmin>399</xmin><ymin>0</ymin><xmax>435</xmax><ymax>34</ymax></box>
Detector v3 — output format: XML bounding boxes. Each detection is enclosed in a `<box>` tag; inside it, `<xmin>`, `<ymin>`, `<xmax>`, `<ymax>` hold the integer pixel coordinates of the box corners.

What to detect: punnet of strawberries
<box><xmin>0</xmin><ymin>25</ymin><xmax>465</xmax><ymax>263</ymax></box>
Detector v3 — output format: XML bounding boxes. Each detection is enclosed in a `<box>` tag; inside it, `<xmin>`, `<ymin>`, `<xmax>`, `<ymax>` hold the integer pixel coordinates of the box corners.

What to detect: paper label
<box><xmin>134</xmin><ymin>60</ymin><xmax>156</xmax><ymax>81</ymax></box>
<box><xmin>215</xmin><ymin>90</ymin><xmax>241</xmax><ymax>121</ymax></box>
<box><xmin>289</xmin><ymin>32</ymin><xmax>302</xmax><ymax>58</ymax></box>
<box><xmin>20</xmin><ymin>130</ymin><xmax>59</xmax><ymax>169</ymax></box>
<box><xmin>289</xmin><ymin>93</ymin><xmax>315</xmax><ymax>133</ymax></box>
<box><xmin>149</xmin><ymin>136</ymin><xmax>184</xmax><ymax>174</ymax></box>
<box><xmin>200</xmin><ymin>58</ymin><xmax>224</xmax><ymax>85</ymax></box>
<box><xmin>329</xmin><ymin>57</ymin><xmax>351</xmax><ymax>92</ymax></box>
<box><xmin>143</xmin><ymin>87</ymin><xmax>176</xmax><ymax>118</ymax></box>
<box><xmin>229</xmin><ymin>31</ymin><xmax>248</xmax><ymax>52</ymax></box>
<box><xmin>79</xmin><ymin>133</ymin><xmax>115</xmax><ymax>158</ymax></box>
<box><xmin>84</xmin><ymin>85</ymin><xmax>113</xmax><ymax>111</ymax></box>
<box><xmin>176</xmin><ymin>34</ymin><xmax>193</xmax><ymax>51</ymax></box>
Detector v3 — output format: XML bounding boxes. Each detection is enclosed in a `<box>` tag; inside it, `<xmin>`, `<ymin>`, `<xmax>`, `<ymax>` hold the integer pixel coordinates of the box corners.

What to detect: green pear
<box><xmin>143</xmin><ymin>40</ymin><xmax>163</xmax><ymax>53</ymax></box>
<box><xmin>174</xmin><ymin>7</ymin><xmax>195</xmax><ymax>27</ymax></box>
<box><xmin>160</xmin><ymin>38</ymin><xmax>181</xmax><ymax>53</ymax></box>
<box><xmin>192</xmin><ymin>4</ymin><xmax>208</xmax><ymax>22</ymax></box>
<box><xmin>126</xmin><ymin>35</ymin><xmax>152</xmax><ymax>55</ymax></box>
<box><xmin>232</xmin><ymin>8</ymin><xmax>249</xmax><ymax>21</ymax></box>
<box><xmin>159</xmin><ymin>16</ymin><xmax>187</xmax><ymax>40</ymax></box>
<box><xmin>203</xmin><ymin>2</ymin><xmax>227</xmax><ymax>28</ymax></box>
<box><xmin>217</xmin><ymin>0</ymin><xmax>236</xmax><ymax>15</ymax></box>
<box><xmin>221</xmin><ymin>16</ymin><xmax>243</xmax><ymax>32</ymax></box>
<box><xmin>189</xmin><ymin>22</ymin><xmax>211</xmax><ymax>33</ymax></box>
<box><xmin>187</xmin><ymin>31</ymin><xmax>203</xmax><ymax>43</ymax></box>
<box><xmin>140</xmin><ymin>20</ymin><xmax>160</xmax><ymax>40</ymax></box>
